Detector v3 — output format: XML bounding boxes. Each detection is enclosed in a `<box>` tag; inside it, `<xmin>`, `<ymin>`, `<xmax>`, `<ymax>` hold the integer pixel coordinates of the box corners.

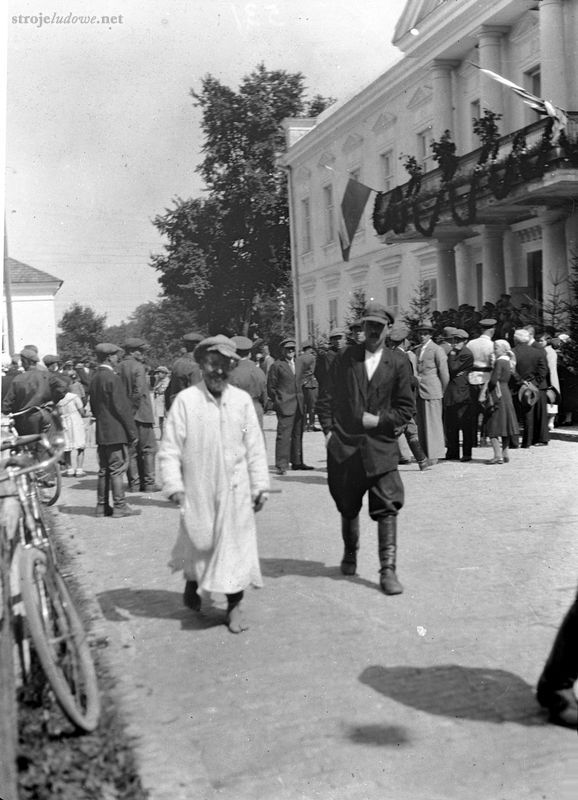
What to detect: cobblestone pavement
<box><xmin>55</xmin><ymin>420</ymin><xmax>578</xmax><ymax>800</ymax></box>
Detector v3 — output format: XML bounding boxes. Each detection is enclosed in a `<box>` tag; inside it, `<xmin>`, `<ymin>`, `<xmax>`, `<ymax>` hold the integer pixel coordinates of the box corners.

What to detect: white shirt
<box><xmin>364</xmin><ymin>347</ymin><xmax>383</xmax><ymax>381</ymax></box>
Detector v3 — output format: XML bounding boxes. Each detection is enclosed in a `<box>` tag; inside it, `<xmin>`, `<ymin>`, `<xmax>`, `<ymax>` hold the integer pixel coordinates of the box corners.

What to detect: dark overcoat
<box><xmin>89</xmin><ymin>366</ymin><xmax>137</xmax><ymax>445</ymax></box>
<box><xmin>317</xmin><ymin>344</ymin><xmax>415</xmax><ymax>476</ymax></box>
<box><xmin>119</xmin><ymin>356</ymin><xmax>155</xmax><ymax>424</ymax></box>
<box><xmin>267</xmin><ymin>359</ymin><xmax>304</xmax><ymax>417</ymax></box>
<box><xmin>444</xmin><ymin>347</ymin><xmax>474</xmax><ymax>407</ymax></box>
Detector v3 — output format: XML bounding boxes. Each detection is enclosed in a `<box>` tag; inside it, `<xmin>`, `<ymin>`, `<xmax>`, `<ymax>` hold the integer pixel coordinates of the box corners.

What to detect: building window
<box><xmin>323</xmin><ymin>184</ymin><xmax>335</xmax><ymax>244</ymax></box>
<box><xmin>328</xmin><ymin>298</ymin><xmax>338</xmax><ymax>328</ymax></box>
<box><xmin>524</xmin><ymin>66</ymin><xmax>542</xmax><ymax>124</ymax></box>
<box><xmin>306</xmin><ymin>303</ymin><xmax>315</xmax><ymax>339</ymax></box>
<box><xmin>417</xmin><ymin>127</ymin><xmax>433</xmax><ymax>170</ymax></box>
<box><xmin>301</xmin><ymin>197</ymin><xmax>312</xmax><ymax>253</ymax></box>
<box><xmin>527</xmin><ymin>250</ymin><xmax>543</xmax><ymax>306</ymax></box>
<box><xmin>423</xmin><ymin>277</ymin><xmax>438</xmax><ymax>312</ymax></box>
<box><xmin>386</xmin><ymin>285</ymin><xmax>399</xmax><ymax>317</ymax></box>
<box><xmin>380</xmin><ymin>150</ymin><xmax>394</xmax><ymax>191</ymax></box>
<box><xmin>470</xmin><ymin>99</ymin><xmax>481</xmax><ymax>149</ymax></box>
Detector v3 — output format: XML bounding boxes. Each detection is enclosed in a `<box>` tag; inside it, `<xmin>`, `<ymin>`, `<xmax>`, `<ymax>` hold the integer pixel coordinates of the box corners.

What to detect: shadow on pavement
<box><xmin>272</xmin><ymin>474</ymin><xmax>327</xmax><ymax>485</ymax></box>
<box><xmin>359</xmin><ymin>664</ymin><xmax>545</xmax><ymax>726</ymax></box>
<box><xmin>97</xmin><ymin>587</ymin><xmax>226</xmax><ymax>631</ymax></box>
<box><xmin>347</xmin><ymin>723</ymin><xmax>410</xmax><ymax>747</ymax></box>
<box><xmin>261</xmin><ymin>557</ymin><xmax>380</xmax><ymax>592</ymax></box>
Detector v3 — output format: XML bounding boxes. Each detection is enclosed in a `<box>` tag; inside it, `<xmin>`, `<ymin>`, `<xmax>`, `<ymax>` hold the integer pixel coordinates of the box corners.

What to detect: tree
<box><xmin>57</xmin><ymin>304</ymin><xmax>106</xmax><ymax>361</ymax></box>
<box><xmin>346</xmin><ymin>289</ymin><xmax>367</xmax><ymax>328</ymax></box>
<box><xmin>151</xmin><ymin>64</ymin><xmax>333</xmax><ymax>334</ymax></box>
<box><xmin>401</xmin><ymin>281</ymin><xmax>434</xmax><ymax>343</ymax></box>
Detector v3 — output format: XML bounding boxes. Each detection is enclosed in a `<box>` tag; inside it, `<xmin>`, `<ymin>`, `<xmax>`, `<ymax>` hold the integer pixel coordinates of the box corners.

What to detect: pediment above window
<box><xmin>342</xmin><ymin>133</ymin><xmax>364</xmax><ymax>154</ymax></box>
<box><xmin>407</xmin><ymin>85</ymin><xmax>433</xmax><ymax>110</ymax></box>
<box><xmin>372</xmin><ymin>112</ymin><xmax>397</xmax><ymax>133</ymax></box>
<box><xmin>318</xmin><ymin>151</ymin><xmax>336</xmax><ymax>169</ymax></box>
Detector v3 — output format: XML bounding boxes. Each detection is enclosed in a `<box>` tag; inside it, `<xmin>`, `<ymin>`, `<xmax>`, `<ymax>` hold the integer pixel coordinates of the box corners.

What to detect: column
<box><xmin>430</xmin><ymin>60</ymin><xmax>457</xmax><ymax>139</ymax></box>
<box><xmin>477</xmin><ymin>26</ymin><xmax>509</xmax><ymax>118</ymax></box>
<box><xmin>540</xmin><ymin>209</ymin><xmax>569</xmax><ymax>307</ymax></box>
<box><xmin>481</xmin><ymin>225</ymin><xmax>506</xmax><ymax>303</ymax></box>
<box><xmin>539</xmin><ymin>0</ymin><xmax>568</xmax><ymax>109</ymax></box>
<box><xmin>435</xmin><ymin>238</ymin><xmax>459</xmax><ymax>310</ymax></box>
<box><xmin>502</xmin><ymin>228</ymin><xmax>516</xmax><ymax>295</ymax></box>
<box><xmin>454</xmin><ymin>241</ymin><xmax>476</xmax><ymax>307</ymax></box>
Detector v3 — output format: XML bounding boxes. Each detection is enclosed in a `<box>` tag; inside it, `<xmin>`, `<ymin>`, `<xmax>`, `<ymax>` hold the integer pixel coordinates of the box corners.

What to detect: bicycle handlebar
<box><xmin>0</xmin><ymin>434</ymin><xmax>64</xmax><ymax>481</ymax></box>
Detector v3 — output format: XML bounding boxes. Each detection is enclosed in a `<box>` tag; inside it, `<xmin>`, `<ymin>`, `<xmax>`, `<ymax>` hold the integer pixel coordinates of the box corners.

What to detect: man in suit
<box><xmin>89</xmin><ymin>343</ymin><xmax>140</xmax><ymax>518</ymax></box>
<box><xmin>165</xmin><ymin>331</ymin><xmax>204</xmax><ymax>411</ymax></box>
<box><xmin>267</xmin><ymin>338</ymin><xmax>312</xmax><ymax>475</ymax></box>
<box><xmin>119</xmin><ymin>337</ymin><xmax>160</xmax><ymax>492</ymax></box>
<box><xmin>443</xmin><ymin>329</ymin><xmax>474</xmax><ymax>461</ymax></box>
<box><xmin>317</xmin><ymin>302</ymin><xmax>414</xmax><ymax>595</ymax></box>
<box><xmin>415</xmin><ymin>320</ymin><xmax>449</xmax><ymax>465</ymax></box>
<box><xmin>300</xmin><ymin>342</ymin><xmax>319</xmax><ymax>431</ymax></box>
<box><xmin>229</xmin><ymin>335</ymin><xmax>268</xmax><ymax>428</ymax></box>
<box><xmin>513</xmin><ymin>328</ymin><xmax>549</xmax><ymax>447</ymax></box>
<box><xmin>314</xmin><ymin>327</ymin><xmax>347</xmax><ymax>400</ymax></box>
<box><xmin>2</xmin><ymin>347</ymin><xmax>66</xmax><ymax>436</ymax></box>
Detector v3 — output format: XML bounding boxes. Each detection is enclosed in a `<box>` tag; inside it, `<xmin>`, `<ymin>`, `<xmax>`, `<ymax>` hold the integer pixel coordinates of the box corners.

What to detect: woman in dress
<box><xmin>485</xmin><ymin>339</ymin><xmax>519</xmax><ymax>464</ymax></box>
<box><xmin>58</xmin><ymin>390</ymin><xmax>87</xmax><ymax>476</ymax></box>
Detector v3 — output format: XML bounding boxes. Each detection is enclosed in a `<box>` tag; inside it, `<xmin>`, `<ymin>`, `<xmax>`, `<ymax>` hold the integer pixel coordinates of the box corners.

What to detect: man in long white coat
<box><xmin>158</xmin><ymin>336</ymin><xmax>270</xmax><ymax>633</ymax></box>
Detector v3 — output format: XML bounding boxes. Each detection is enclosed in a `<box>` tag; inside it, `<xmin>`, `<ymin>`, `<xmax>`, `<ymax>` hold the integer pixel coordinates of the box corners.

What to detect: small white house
<box><xmin>2</xmin><ymin>257</ymin><xmax>62</xmax><ymax>359</ymax></box>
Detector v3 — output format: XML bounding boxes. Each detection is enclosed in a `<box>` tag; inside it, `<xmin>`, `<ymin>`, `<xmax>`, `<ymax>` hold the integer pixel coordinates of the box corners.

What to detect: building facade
<box><xmin>2</xmin><ymin>257</ymin><xmax>62</xmax><ymax>358</ymax></box>
<box><xmin>281</xmin><ymin>0</ymin><xmax>578</xmax><ymax>343</ymax></box>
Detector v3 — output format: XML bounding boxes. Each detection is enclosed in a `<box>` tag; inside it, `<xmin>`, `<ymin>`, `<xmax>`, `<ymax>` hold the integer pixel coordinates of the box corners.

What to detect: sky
<box><xmin>3</xmin><ymin>0</ymin><xmax>407</xmax><ymax>325</ymax></box>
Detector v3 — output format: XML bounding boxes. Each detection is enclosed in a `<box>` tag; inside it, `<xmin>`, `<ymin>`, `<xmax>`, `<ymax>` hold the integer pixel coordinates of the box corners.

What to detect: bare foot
<box><xmin>226</xmin><ymin>603</ymin><xmax>249</xmax><ymax>633</ymax></box>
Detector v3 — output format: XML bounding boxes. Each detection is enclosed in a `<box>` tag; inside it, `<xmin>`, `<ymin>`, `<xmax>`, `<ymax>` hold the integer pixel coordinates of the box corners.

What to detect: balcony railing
<box><xmin>373</xmin><ymin>113</ymin><xmax>578</xmax><ymax>240</ymax></box>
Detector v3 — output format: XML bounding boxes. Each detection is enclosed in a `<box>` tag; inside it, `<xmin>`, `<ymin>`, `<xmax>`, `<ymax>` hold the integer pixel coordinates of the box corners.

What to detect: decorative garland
<box><xmin>372</xmin><ymin>115</ymin><xmax>570</xmax><ymax>239</ymax></box>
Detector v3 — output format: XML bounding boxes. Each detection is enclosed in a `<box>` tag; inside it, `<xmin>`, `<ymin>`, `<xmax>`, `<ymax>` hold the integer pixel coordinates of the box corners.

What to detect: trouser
<box><xmin>539</xmin><ymin>588</ymin><xmax>578</xmax><ymax>691</ymax></box>
<box><xmin>275</xmin><ymin>409</ymin><xmax>304</xmax><ymax>469</ymax></box>
<box><xmin>444</xmin><ymin>403</ymin><xmax>474</xmax><ymax>458</ymax></box>
<box><xmin>303</xmin><ymin>387</ymin><xmax>318</xmax><ymax>428</ymax></box>
<box><xmin>97</xmin><ymin>444</ymin><xmax>129</xmax><ymax>509</ymax></box>
<box><xmin>127</xmin><ymin>422</ymin><xmax>157</xmax><ymax>488</ymax></box>
<box><xmin>327</xmin><ymin>451</ymin><xmax>404</xmax><ymax>520</ymax></box>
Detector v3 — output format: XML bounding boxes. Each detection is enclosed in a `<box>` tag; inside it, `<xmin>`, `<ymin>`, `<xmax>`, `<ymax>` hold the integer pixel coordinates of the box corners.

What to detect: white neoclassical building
<box><xmin>280</xmin><ymin>0</ymin><xmax>578</xmax><ymax>343</ymax></box>
<box><xmin>2</xmin><ymin>257</ymin><xmax>62</xmax><ymax>358</ymax></box>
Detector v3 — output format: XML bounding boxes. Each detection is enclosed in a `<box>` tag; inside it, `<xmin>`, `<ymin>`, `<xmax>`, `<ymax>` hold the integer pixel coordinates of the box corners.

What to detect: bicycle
<box><xmin>2</xmin><ymin>404</ymin><xmax>63</xmax><ymax>506</ymax></box>
<box><xmin>0</xmin><ymin>430</ymin><xmax>100</xmax><ymax>733</ymax></box>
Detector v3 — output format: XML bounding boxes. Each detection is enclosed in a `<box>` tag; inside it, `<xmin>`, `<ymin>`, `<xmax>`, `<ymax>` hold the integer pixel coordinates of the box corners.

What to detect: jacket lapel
<box><xmin>350</xmin><ymin>345</ymin><xmax>368</xmax><ymax>404</ymax></box>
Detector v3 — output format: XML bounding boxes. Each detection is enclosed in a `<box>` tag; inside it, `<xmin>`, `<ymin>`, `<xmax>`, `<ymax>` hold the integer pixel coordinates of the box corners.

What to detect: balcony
<box><xmin>373</xmin><ymin>113</ymin><xmax>578</xmax><ymax>243</ymax></box>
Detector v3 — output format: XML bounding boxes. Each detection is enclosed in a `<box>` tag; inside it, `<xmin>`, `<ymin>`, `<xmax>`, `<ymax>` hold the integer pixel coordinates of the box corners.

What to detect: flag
<box><xmin>338</xmin><ymin>177</ymin><xmax>373</xmax><ymax>262</ymax></box>
<box><xmin>470</xmin><ymin>63</ymin><xmax>568</xmax><ymax>137</ymax></box>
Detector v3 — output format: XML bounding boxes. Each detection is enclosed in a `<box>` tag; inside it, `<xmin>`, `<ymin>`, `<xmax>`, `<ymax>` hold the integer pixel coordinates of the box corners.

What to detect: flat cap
<box><xmin>454</xmin><ymin>329</ymin><xmax>469</xmax><ymax>340</ymax></box>
<box><xmin>231</xmin><ymin>335</ymin><xmax>253</xmax><ymax>352</ymax></box>
<box><xmin>154</xmin><ymin>365</ymin><xmax>169</xmax><ymax>374</ymax></box>
<box><xmin>301</xmin><ymin>341</ymin><xmax>314</xmax><ymax>351</ymax></box>
<box><xmin>361</xmin><ymin>301</ymin><xmax>395</xmax><ymax>326</ymax></box>
<box><xmin>480</xmin><ymin>318</ymin><xmax>497</xmax><ymax>328</ymax></box>
<box><xmin>42</xmin><ymin>354</ymin><xmax>60</xmax><ymax>366</ymax></box>
<box><xmin>389</xmin><ymin>322</ymin><xmax>409</xmax><ymax>342</ymax></box>
<box><xmin>183</xmin><ymin>331</ymin><xmax>205</xmax><ymax>343</ymax></box>
<box><xmin>442</xmin><ymin>326</ymin><xmax>458</xmax><ymax>338</ymax></box>
<box><xmin>280</xmin><ymin>338</ymin><xmax>297</xmax><ymax>349</ymax></box>
<box><xmin>194</xmin><ymin>335</ymin><xmax>240</xmax><ymax>363</ymax></box>
<box><xmin>328</xmin><ymin>327</ymin><xmax>346</xmax><ymax>338</ymax></box>
<box><xmin>349</xmin><ymin>319</ymin><xmax>363</xmax><ymax>330</ymax></box>
<box><xmin>124</xmin><ymin>337</ymin><xmax>146</xmax><ymax>349</ymax></box>
<box><xmin>95</xmin><ymin>342</ymin><xmax>122</xmax><ymax>355</ymax></box>
<box><xmin>20</xmin><ymin>347</ymin><xmax>39</xmax><ymax>362</ymax></box>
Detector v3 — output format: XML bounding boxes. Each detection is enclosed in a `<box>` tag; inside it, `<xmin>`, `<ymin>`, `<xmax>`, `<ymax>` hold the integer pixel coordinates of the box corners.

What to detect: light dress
<box><xmin>158</xmin><ymin>381</ymin><xmax>270</xmax><ymax>596</ymax></box>
<box><xmin>57</xmin><ymin>392</ymin><xmax>86</xmax><ymax>451</ymax></box>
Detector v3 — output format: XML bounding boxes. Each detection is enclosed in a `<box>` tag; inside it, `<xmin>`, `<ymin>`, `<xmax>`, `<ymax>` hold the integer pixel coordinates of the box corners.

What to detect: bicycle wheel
<box><xmin>19</xmin><ymin>546</ymin><xmax>100</xmax><ymax>732</ymax></box>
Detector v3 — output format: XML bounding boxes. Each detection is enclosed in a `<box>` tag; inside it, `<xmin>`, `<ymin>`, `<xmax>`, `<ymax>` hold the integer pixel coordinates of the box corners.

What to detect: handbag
<box><xmin>479</xmin><ymin>381</ymin><xmax>502</xmax><ymax>415</ymax></box>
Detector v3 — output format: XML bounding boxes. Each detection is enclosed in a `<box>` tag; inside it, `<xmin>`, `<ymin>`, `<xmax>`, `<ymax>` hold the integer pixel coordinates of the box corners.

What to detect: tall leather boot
<box><xmin>95</xmin><ymin>475</ymin><xmax>112</xmax><ymax>517</ymax></box>
<box><xmin>377</xmin><ymin>517</ymin><xmax>403</xmax><ymax>595</ymax></box>
<box><xmin>408</xmin><ymin>436</ymin><xmax>429</xmax><ymax>471</ymax></box>
<box><xmin>111</xmin><ymin>475</ymin><xmax>141</xmax><ymax>517</ymax></box>
<box><xmin>340</xmin><ymin>516</ymin><xmax>360</xmax><ymax>575</ymax></box>
<box><xmin>142</xmin><ymin>453</ymin><xmax>161</xmax><ymax>492</ymax></box>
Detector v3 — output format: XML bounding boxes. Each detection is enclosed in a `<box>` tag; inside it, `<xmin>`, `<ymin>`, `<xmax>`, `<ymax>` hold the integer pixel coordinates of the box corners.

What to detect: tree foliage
<box><xmin>151</xmin><ymin>64</ymin><xmax>333</xmax><ymax>334</ymax></box>
<box><xmin>57</xmin><ymin>304</ymin><xmax>107</xmax><ymax>361</ymax></box>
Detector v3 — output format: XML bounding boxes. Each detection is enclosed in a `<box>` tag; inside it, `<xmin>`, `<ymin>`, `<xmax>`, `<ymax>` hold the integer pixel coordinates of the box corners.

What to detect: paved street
<box><xmin>54</xmin><ymin>420</ymin><xmax>578</xmax><ymax>800</ymax></box>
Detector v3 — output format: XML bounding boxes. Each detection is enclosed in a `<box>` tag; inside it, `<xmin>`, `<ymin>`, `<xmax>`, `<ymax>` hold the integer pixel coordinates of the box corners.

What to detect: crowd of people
<box><xmin>0</xmin><ymin>310</ymin><xmax>576</xmax><ymax>726</ymax></box>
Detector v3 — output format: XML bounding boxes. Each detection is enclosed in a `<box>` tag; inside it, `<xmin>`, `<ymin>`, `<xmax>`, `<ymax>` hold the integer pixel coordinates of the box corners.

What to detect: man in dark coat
<box><xmin>513</xmin><ymin>328</ymin><xmax>549</xmax><ymax>447</ymax></box>
<box><xmin>267</xmin><ymin>338</ymin><xmax>312</xmax><ymax>475</ymax></box>
<box><xmin>119</xmin><ymin>338</ymin><xmax>159</xmax><ymax>491</ymax></box>
<box><xmin>2</xmin><ymin>347</ymin><xmax>66</xmax><ymax>435</ymax></box>
<box><xmin>316</xmin><ymin>302</ymin><xmax>414</xmax><ymax>595</ymax></box>
<box><xmin>228</xmin><ymin>336</ymin><xmax>268</xmax><ymax>428</ymax></box>
<box><xmin>537</xmin><ymin>586</ymin><xmax>578</xmax><ymax>728</ymax></box>
<box><xmin>165</xmin><ymin>331</ymin><xmax>204</xmax><ymax>411</ymax></box>
<box><xmin>89</xmin><ymin>343</ymin><xmax>140</xmax><ymax>518</ymax></box>
<box><xmin>443</xmin><ymin>329</ymin><xmax>474</xmax><ymax>461</ymax></box>
<box><xmin>314</xmin><ymin>327</ymin><xmax>347</xmax><ymax>398</ymax></box>
<box><xmin>300</xmin><ymin>343</ymin><xmax>319</xmax><ymax>431</ymax></box>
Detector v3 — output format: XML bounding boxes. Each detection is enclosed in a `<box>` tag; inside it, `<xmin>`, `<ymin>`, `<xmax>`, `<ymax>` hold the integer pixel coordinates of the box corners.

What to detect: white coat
<box><xmin>158</xmin><ymin>381</ymin><xmax>270</xmax><ymax>595</ymax></box>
